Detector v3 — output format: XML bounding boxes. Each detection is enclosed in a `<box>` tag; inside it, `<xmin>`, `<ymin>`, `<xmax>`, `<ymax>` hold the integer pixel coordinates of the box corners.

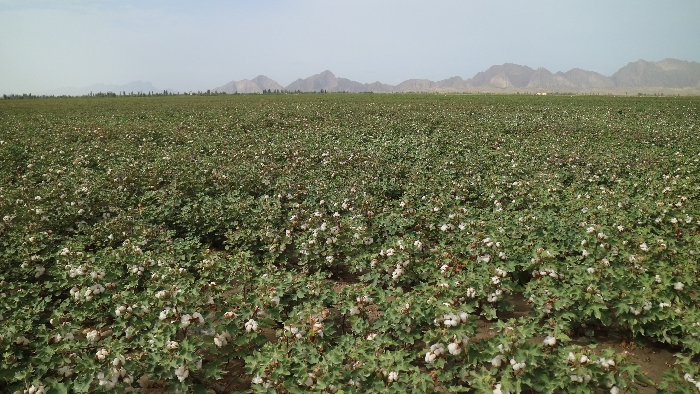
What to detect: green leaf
<box><xmin>47</xmin><ymin>383</ymin><xmax>68</xmax><ymax>394</ymax></box>
<box><xmin>72</xmin><ymin>375</ymin><xmax>92</xmax><ymax>393</ymax></box>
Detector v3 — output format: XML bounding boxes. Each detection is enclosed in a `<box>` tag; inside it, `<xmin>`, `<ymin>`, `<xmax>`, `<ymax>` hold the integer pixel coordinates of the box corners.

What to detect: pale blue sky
<box><xmin>1</xmin><ymin>0</ymin><xmax>698</xmax><ymax>94</ymax></box>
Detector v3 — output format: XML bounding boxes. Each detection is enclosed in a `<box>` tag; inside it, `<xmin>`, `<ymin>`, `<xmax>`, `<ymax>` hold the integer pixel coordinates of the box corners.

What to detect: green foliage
<box><xmin>0</xmin><ymin>94</ymin><xmax>699</xmax><ymax>393</ymax></box>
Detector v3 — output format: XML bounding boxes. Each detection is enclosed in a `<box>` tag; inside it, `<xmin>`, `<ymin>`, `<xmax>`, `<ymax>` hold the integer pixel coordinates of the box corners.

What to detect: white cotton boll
<box><xmin>34</xmin><ymin>266</ymin><xmax>45</xmax><ymax>278</ymax></box>
<box><xmin>443</xmin><ymin>313</ymin><xmax>460</xmax><ymax>327</ymax></box>
<box><xmin>57</xmin><ymin>365</ymin><xmax>73</xmax><ymax>377</ymax></box>
<box><xmin>159</xmin><ymin>309</ymin><xmax>169</xmax><ymax>321</ymax></box>
<box><xmin>174</xmin><ymin>365</ymin><xmax>189</xmax><ymax>382</ymax></box>
<box><xmin>224</xmin><ymin>311</ymin><xmax>237</xmax><ymax>319</ymax></box>
<box><xmin>112</xmin><ymin>355</ymin><xmax>125</xmax><ymax>367</ymax></box>
<box><xmin>180</xmin><ymin>314</ymin><xmax>192</xmax><ymax>327</ymax></box>
<box><xmin>567</xmin><ymin>352</ymin><xmax>576</xmax><ymax>363</ymax></box>
<box><xmin>349</xmin><ymin>306</ymin><xmax>360</xmax><ymax>316</ymax></box>
<box><xmin>252</xmin><ymin>375</ymin><xmax>264</xmax><ymax>385</ymax></box>
<box><xmin>491</xmin><ymin>276</ymin><xmax>500</xmax><ymax>285</ymax></box>
<box><xmin>388</xmin><ymin>371</ymin><xmax>398</xmax><ymax>382</ymax></box>
<box><xmin>674</xmin><ymin>282</ymin><xmax>684</xmax><ymax>290</ymax></box>
<box><xmin>466</xmin><ymin>287</ymin><xmax>476</xmax><ymax>298</ymax></box>
<box><xmin>392</xmin><ymin>266</ymin><xmax>404</xmax><ymax>280</ymax></box>
<box><xmin>192</xmin><ymin>312</ymin><xmax>204</xmax><ymax>323</ymax></box>
<box><xmin>270</xmin><ymin>296</ymin><xmax>280</xmax><ymax>306</ymax></box>
<box><xmin>245</xmin><ymin>319</ymin><xmax>259</xmax><ymax>333</ymax></box>
<box><xmin>493</xmin><ymin>383</ymin><xmax>503</xmax><ymax>394</ymax></box>
<box><xmin>600</xmin><ymin>358</ymin><xmax>615</xmax><ymax>369</ymax></box>
<box><xmin>543</xmin><ymin>336</ymin><xmax>556</xmax><ymax>346</ymax></box>
<box><xmin>580</xmin><ymin>355</ymin><xmax>589</xmax><ymax>364</ymax></box>
<box><xmin>459</xmin><ymin>312</ymin><xmax>469</xmax><ymax>323</ymax></box>
<box><xmin>425</xmin><ymin>352</ymin><xmax>437</xmax><ymax>363</ymax></box>
<box><xmin>610</xmin><ymin>386</ymin><xmax>620</xmax><ymax>394</ymax></box>
<box><xmin>86</xmin><ymin>330</ymin><xmax>99</xmax><ymax>343</ymax></box>
<box><xmin>570</xmin><ymin>375</ymin><xmax>583</xmax><ymax>383</ymax></box>
<box><xmin>477</xmin><ymin>254</ymin><xmax>491</xmax><ymax>263</ymax></box>
<box><xmin>640</xmin><ymin>243</ymin><xmax>649</xmax><ymax>252</ymax></box>
<box><xmin>311</xmin><ymin>321</ymin><xmax>323</xmax><ymax>337</ymax></box>
<box><xmin>166</xmin><ymin>340</ymin><xmax>179</xmax><ymax>350</ymax></box>
<box><xmin>448</xmin><ymin>342</ymin><xmax>461</xmax><ymax>355</ymax></box>
<box><xmin>96</xmin><ymin>348</ymin><xmax>109</xmax><ymax>361</ymax></box>
<box><xmin>491</xmin><ymin>355</ymin><xmax>504</xmax><ymax>367</ymax></box>
<box><xmin>512</xmin><ymin>359</ymin><xmax>526</xmax><ymax>371</ymax></box>
<box><xmin>431</xmin><ymin>343</ymin><xmax>445</xmax><ymax>355</ymax></box>
<box><xmin>115</xmin><ymin>305</ymin><xmax>126</xmax><ymax>317</ymax></box>
<box><xmin>30</xmin><ymin>385</ymin><xmax>47</xmax><ymax>394</ymax></box>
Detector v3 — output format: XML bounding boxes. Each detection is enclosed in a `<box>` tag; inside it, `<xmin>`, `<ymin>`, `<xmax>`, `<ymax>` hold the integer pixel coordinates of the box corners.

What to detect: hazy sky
<box><xmin>1</xmin><ymin>0</ymin><xmax>699</xmax><ymax>94</ymax></box>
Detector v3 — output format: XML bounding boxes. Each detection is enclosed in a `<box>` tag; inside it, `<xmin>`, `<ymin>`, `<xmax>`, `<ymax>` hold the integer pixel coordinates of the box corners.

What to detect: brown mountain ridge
<box><xmin>213</xmin><ymin>58</ymin><xmax>700</xmax><ymax>94</ymax></box>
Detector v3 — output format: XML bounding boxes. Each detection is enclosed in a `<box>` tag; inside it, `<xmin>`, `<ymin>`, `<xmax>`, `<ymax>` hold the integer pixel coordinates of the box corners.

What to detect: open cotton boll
<box><xmin>491</xmin><ymin>354</ymin><xmax>504</xmax><ymax>368</ymax></box>
<box><xmin>245</xmin><ymin>319</ymin><xmax>259</xmax><ymax>333</ymax></box>
<box><xmin>388</xmin><ymin>371</ymin><xmax>398</xmax><ymax>382</ymax></box>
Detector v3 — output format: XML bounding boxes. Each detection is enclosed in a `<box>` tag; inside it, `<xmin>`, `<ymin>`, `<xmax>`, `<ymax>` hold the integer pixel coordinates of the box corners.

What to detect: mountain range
<box><xmin>214</xmin><ymin>58</ymin><xmax>700</xmax><ymax>94</ymax></box>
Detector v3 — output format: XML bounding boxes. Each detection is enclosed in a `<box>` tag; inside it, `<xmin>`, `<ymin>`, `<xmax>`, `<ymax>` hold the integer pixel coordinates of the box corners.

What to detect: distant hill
<box><xmin>214</xmin><ymin>75</ymin><xmax>284</xmax><ymax>94</ymax></box>
<box><xmin>40</xmin><ymin>81</ymin><xmax>159</xmax><ymax>96</ymax></box>
<box><xmin>214</xmin><ymin>58</ymin><xmax>700</xmax><ymax>94</ymax></box>
<box><xmin>611</xmin><ymin>59</ymin><xmax>700</xmax><ymax>88</ymax></box>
